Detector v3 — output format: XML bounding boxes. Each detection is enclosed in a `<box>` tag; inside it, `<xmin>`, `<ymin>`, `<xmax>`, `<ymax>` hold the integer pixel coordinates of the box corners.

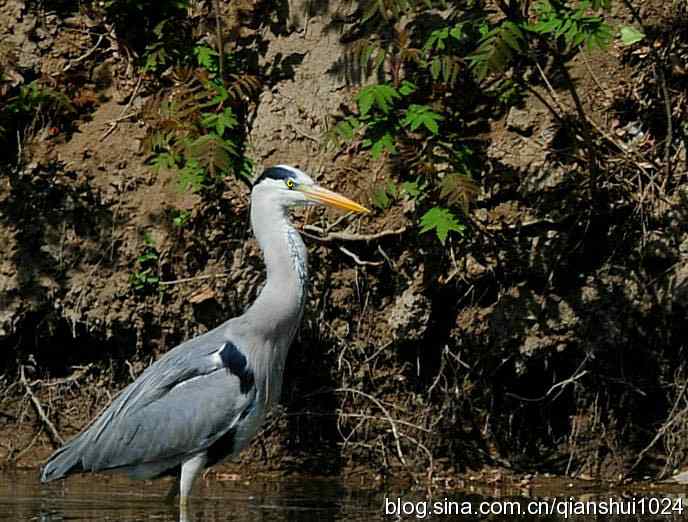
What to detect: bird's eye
<box><xmin>285</xmin><ymin>179</ymin><xmax>295</xmax><ymax>190</ymax></box>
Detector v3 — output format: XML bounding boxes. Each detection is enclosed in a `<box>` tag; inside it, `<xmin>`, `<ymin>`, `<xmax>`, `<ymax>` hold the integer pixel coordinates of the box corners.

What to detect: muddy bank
<box><xmin>1</xmin><ymin>0</ymin><xmax>688</xmax><ymax>485</ymax></box>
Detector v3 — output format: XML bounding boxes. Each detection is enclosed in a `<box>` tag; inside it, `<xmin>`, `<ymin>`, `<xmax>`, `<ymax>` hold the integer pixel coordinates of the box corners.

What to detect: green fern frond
<box><xmin>227</xmin><ymin>73</ymin><xmax>262</xmax><ymax>101</ymax></box>
<box><xmin>184</xmin><ymin>133</ymin><xmax>237</xmax><ymax>178</ymax></box>
<box><xmin>468</xmin><ymin>21</ymin><xmax>526</xmax><ymax>80</ymax></box>
<box><xmin>356</xmin><ymin>83</ymin><xmax>400</xmax><ymax>116</ymax></box>
<box><xmin>530</xmin><ymin>0</ymin><xmax>613</xmax><ymax>50</ymax></box>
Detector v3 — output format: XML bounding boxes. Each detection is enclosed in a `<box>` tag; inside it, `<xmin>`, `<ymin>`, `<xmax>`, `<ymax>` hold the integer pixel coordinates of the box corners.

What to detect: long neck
<box><xmin>242</xmin><ymin>193</ymin><xmax>308</xmax><ymax>346</ymax></box>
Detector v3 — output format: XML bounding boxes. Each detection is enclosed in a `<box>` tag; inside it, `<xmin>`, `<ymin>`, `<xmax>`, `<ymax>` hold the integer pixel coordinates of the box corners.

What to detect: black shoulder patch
<box><xmin>218</xmin><ymin>342</ymin><xmax>255</xmax><ymax>394</ymax></box>
<box><xmin>253</xmin><ymin>166</ymin><xmax>296</xmax><ymax>186</ymax></box>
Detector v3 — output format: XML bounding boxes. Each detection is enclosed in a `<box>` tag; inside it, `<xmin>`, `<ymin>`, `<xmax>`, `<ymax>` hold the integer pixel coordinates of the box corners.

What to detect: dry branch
<box><xmin>20</xmin><ymin>366</ymin><xmax>64</xmax><ymax>446</ymax></box>
<box><xmin>302</xmin><ymin>224</ymin><xmax>407</xmax><ymax>242</ymax></box>
<box><xmin>160</xmin><ymin>273</ymin><xmax>232</xmax><ymax>286</ymax></box>
<box><xmin>335</xmin><ymin>387</ymin><xmax>408</xmax><ymax>466</ymax></box>
<box><xmin>338</xmin><ymin>246</ymin><xmax>384</xmax><ymax>266</ymax></box>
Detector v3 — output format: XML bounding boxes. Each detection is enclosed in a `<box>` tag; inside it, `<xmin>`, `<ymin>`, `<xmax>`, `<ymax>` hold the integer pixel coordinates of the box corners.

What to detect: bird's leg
<box><xmin>179</xmin><ymin>452</ymin><xmax>207</xmax><ymax>522</ymax></box>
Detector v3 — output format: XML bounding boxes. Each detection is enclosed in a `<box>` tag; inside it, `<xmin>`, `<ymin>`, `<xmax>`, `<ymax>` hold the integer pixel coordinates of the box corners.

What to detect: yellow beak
<box><xmin>301</xmin><ymin>185</ymin><xmax>370</xmax><ymax>214</ymax></box>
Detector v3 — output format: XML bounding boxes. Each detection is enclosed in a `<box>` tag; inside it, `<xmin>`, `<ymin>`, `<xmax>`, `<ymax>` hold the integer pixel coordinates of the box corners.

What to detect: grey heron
<box><xmin>40</xmin><ymin>165</ymin><xmax>369</xmax><ymax>519</ymax></box>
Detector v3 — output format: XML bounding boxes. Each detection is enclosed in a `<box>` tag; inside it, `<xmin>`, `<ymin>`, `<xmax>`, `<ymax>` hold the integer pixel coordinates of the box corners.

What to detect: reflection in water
<box><xmin>1</xmin><ymin>471</ymin><xmax>380</xmax><ymax>521</ymax></box>
<box><xmin>2</xmin><ymin>470</ymin><xmax>688</xmax><ymax>521</ymax></box>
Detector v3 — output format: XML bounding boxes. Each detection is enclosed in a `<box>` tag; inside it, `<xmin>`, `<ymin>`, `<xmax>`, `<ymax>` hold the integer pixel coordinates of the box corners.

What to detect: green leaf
<box><xmin>419</xmin><ymin>207</ymin><xmax>464</xmax><ymax>244</ymax></box>
<box><xmin>449</xmin><ymin>26</ymin><xmax>464</xmax><ymax>40</ymax></box>
<box><xmin>172</xmin><ymin>210</ymin><xmax>191</xmax><ymax>228</ymax></box>
<box><xmin>184</xmin><ymin>133</ymin><xmax>237</xmax><ymax>179</ymax></box>
<box><xmin>402</xmin><ymin>104</ymin><xmax>443</xmax><ymax>134</ymax></box>
<box><xmin>468</xmin><ymin>21</ymin><xmax>526</xmax><ymax>80</ymax></box>
<box><xmin>619</xmin><ymin>26</ymin><xmax>645</xmax><ymax>46</ymax></box>
<box><xmin>398</xmin><ymin>80</ymin><xmax>416</xmax><ymax>96</ymax></box>
<box><xmin>235</xmin><ymin>156</ymin><xmax>254</xmax><ymax>181</ymax></box>
<box><xmin>201</xmin><ymin>108</ymin><xmax>238</xmax><ymax>135</ymax></box>
<box><xmin>401</xmin><ymin>180</ymin><xmax>422</xmax><ymax>198</ymax></box>
<box><xmin>210</xmin><ymin>83</ymin><xmax>229</xmax><ymax>104</ymax></box>
<box><xmin>356</xmin><ymin>84</ymin><xmax>399</xmax><ymax>116</ymax></box>
<box><xmin>425</xmin><ymin>27</ymin><xmax>449</xmax><ymax>52</ymax></box>
<box><xmin>334</xmin><ymin>117</ymin><xmax>360</xmax><ymax>141</ymax></box>
<box><xmin>372</xmin><ymin>187</ymin><xmax>392</xmax><ymax>209</ymax></box>
<box><xmin>177</xmin><ymin>159</ymin><xmax>206</xmax><ymax>192</ymax></box>
<box><xmin>369</xmin><ymin>132</ymin><xmax>396</xmax><ymax>159</ymax></box>
<box><xmin>149</xmin><ymin>151</ymin><xmax>179</xmax><ymax>172</ymax></box>
<box><xmin>430</xmin><ymin>57</ymin><xmax>441</xmax><ymax>80</ymax></box>
<box><xmin>194</xmin><ymin>45</ymin><xmax>218</xmax><ymax>72</ymax></box>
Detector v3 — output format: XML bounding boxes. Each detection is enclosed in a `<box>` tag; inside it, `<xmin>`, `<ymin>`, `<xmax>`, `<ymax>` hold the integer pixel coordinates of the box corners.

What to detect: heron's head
<box><xmin>252</xmin><ymin>165</ymin><xmax>369</xmax><ymax>214</ymax></box>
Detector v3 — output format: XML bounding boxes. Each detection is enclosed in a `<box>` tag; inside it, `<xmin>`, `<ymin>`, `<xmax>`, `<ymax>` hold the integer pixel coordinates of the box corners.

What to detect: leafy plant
<box><xmin>529</xmin><ymin>0</ymin><xmax>613</xmax><ymax>50</ymax></box>
<box><xmin>172</xmin><ymin>209</ymin><xmax>191</xmax><ymax>228</ymax></box>
<box><xmin>402</xmin><ymin>104</ymin><xmax>443</xmax><ymax>134</ymax></box>
<box><xmin>357</xmin><ymin>83</ymin><xmax>400</xmax><ymax>116</ymax></box>
<box><xmin>0</xmin><ymin>79</ymin><xmax>75</xmax><ymax>152</ymax></box>
<box><xmin>371</xmin><ymin>178</ymin><xmax>425</xmax><ymax>210</ymax></box>
<box><xmin>99</xmin><ymin>0</ymin><xmax>193</xmax><ymax>73</ymax></box>
<box><xmin>6</xmin><ymin>81</ymin><xmax>74</xmax><ymax>115</ymax></box>
<box><xmin>326</xmin><ymin>7</ymin><xmax>484</xmax><ymax>244</ymax></box>
<box><xmin>419</xmin><ymin>207</ymin><xmax>465</xmax><ymax>245</ymax></box>
<box><xmin>130</xmin><ymin>233</ymin><xmax>160</xmax><ymax>292</ymax></box>
<box><xmin>619</xmin><ymin>26</ymin><xmax>645</xmax><ymax>46</ymax></box>
<box><xmin>326</xmin><ymin>0</ymin><xmax>622</xmax><ymax>244</ymax></box>
<box><xmin>143</xmin><ymin>44</ymin><xmax>260</xmax><ymax>192</ymax></box>
<box><xmin>468</xmin><ymin>21</ymin><xmax>526</xmax><ymax>80</ymax></box>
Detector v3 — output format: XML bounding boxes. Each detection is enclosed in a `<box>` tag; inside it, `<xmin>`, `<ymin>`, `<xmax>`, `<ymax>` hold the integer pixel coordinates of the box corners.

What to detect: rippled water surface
<box><xmin>0</xmin><ymin>471</ymin><xmax>383</xmax><ymax>521</ymax></box>
<box><xmin>3</xmin><ymin>470</ymin><xmax>688</xmax><ymax>521</ymax></box>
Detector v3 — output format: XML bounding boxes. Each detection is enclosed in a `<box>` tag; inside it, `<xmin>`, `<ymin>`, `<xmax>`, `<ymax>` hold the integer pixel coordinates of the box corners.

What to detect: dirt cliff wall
<box><xmin>1</xmin><ymin>0</ymin><xmax>687</xmax><ymax>484</ymax></box>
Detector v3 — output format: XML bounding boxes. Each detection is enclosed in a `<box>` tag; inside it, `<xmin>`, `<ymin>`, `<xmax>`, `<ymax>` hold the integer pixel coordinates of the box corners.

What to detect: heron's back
<box><xmin>41</xmin><ymin>323</ymin><xmax>258</xmax><ymax>482</ymax></box>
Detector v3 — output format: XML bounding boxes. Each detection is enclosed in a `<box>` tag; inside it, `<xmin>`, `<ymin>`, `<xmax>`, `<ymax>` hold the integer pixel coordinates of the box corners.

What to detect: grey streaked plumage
<box><xmin>40</xmin><ymin>330</ymin><xmax>256</xmax><ymax>481</ymax></box>
<box><xmin>40</xmin><ymin>165</ymin><xmax>369</xmax><ymax>521</ymax></box>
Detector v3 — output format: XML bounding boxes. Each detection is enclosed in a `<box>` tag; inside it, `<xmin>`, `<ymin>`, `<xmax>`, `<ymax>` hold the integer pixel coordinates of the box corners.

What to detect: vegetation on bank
<box><xmin>1</xmin><ymin>0</ymin><xmax>687</xmax><ymax>484</ymax></box>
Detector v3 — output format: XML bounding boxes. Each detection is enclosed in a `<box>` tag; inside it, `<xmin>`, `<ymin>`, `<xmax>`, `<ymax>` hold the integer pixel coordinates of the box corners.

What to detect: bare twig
<box><xmin>398</xmin><ymin>431</ymin><xmax>434</xmax><ymax>482</ymax></box>
<box><xmin>40</xmin><ymin>364</ymin><xmax>93</xmax><ymax>387</ymax></box>
<box><xmin>627</xmin><ymin>378</ymin><xmax>688</xmax><ymax>478</ymax></box>
<box><xmin>484</xmin><ymin>217</ymin><xmax>563</xmax><ymax>232</ymax></box>
<box><xmin>506</xmin><ymin>359</ymin><xmax>588</xmax><ymax>403</ymax></box>
<box><xmin>20</xmin><ymin>366</ymin><xmax>64</xmax><ymax>446</ymax></box>
<box><xmin>290</xmin><ymin>124</ymin><xmax>321</xmax><ymax>143</ymax></box>
<box><xmin>658</xmin><ymin>47</ymin><xmax>674</xmax><ymax>184</ymax></box>
<box><xmin>124</xmin><ymin>360</ymin><xmax>138</xmax><ymax>382</ymax></box>
<box><xmin>302</xmin><ymin>224</ymin><xmax>407</xmax><ymax>242</ymax></box>
<box><xmin>338</xmin><ymin>246</ymin><xmax>384</xmax><ymax>266</ymax></box>
<box><xmin>12</xmin><ymin>428</ymin><xmax>43</xmax><ymax>463</ymax></box>
<box><xmin>159</xmin><ymin>273</ymin><xmax>232</xmax><ymax>286</ymax></box>
<box><xmin>525</xmin><ymin>84</ymin><xmax>566</xmax><ymax>125</ymax></box>
<box><xmin>534</xmin><ymin>62</ymin><xmax>568</xmax><ymax>116</ymax></box>
<box><xmin>376</xmin><ymin>245</ymin><xmax>398</xmax><ymax>272</ymax></box>
<box><xmin>620</xmin><ymin>0</ymin><xmax>674</xmax><ymax>183</ymax></box>
<box><xmin>579</xmin><ymin>47</ymin><xmax>608</xmax><ymax>96</ymax></box>
<box><xmin>100</xmin><ymin>74</ymin><xmax>143</xmax><ymax>141</ymax></box>
<box><xmin>336</xmin><ymin>387</ymin><xmax>408</xmax><ymax>466</ymax></box>
<box><xmin>584</xmin><ymin>117</ymin><xmax>656</xmax><ymax>173</ymax></box>
<box><xmin>64</xmin><ymin>35</ymin><xmax>104</xmax><ymax>72</ymax></box>
<box><xmin>556</xmin><ymin>53</ymin><xmax>599</xmax><ymax>177</ymax></box>
<box><xmin>213</xmin><ymin>0</ymin><xmax>225</xmax><ymax>85</ymax></box>
<box><xmin>363</xmin><ymin>341</ymin><xmax>393</xmax><ymax>364</ymax></box>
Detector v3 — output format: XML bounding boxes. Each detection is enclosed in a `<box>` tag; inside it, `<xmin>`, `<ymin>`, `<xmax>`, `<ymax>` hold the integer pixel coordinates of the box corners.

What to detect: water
<box><xmin>2</xmin><ymin>471</ymin><xmax>379</xmax><ymax>521</ymax></box>
<box><xmin>2</xmin><ymin>470</ymin><xmax>688</xmax><ymax>521</ymax></box>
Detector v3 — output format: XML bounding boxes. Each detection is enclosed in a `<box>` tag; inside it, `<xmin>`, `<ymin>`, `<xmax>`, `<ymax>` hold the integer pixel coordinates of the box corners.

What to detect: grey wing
<box><xmin>41</xmin><ymin>328</ymin><xmax>256</xmax><ymax>481</ymax></box>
